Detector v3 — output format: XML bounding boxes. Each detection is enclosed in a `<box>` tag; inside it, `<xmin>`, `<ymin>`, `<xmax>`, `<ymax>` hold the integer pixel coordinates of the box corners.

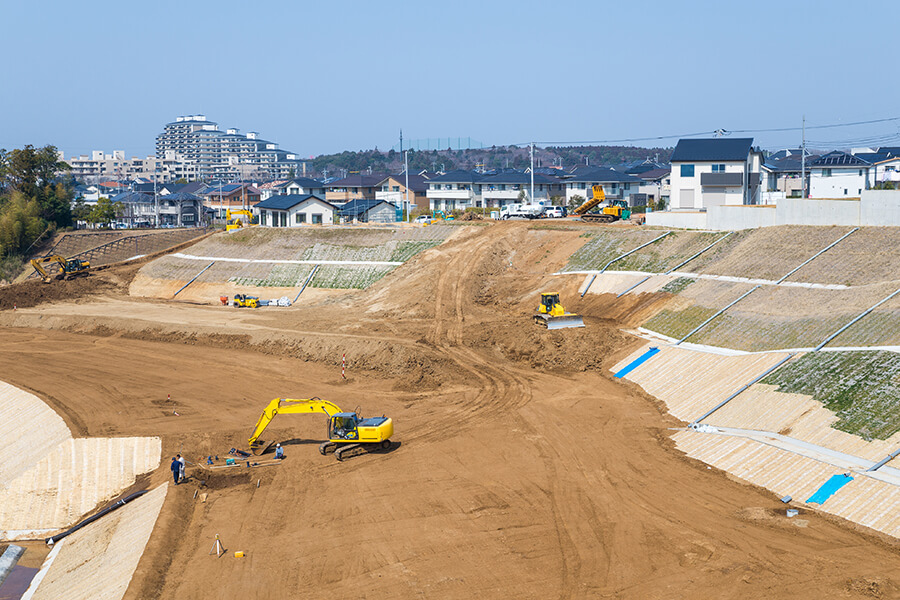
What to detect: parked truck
<box><xmin>498</xmin><ymin>202</ymin><xmax>546</xmax><ymax>220</ymax></box>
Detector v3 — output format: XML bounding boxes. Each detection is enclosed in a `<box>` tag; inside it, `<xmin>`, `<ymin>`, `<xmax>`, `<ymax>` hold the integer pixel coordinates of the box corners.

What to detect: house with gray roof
<box><xmin>255</xmin><ymin>194</ymin><xmax>337</xmax><ymax>227</ymax></box>
<box><xmin>668</xmin><ymin>138</ymin><xmax>763</xmax><ymax>209</ymax></box>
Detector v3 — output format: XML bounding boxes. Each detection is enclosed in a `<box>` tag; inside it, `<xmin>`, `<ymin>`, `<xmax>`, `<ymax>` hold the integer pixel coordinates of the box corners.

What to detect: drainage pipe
<box><xmin>814</xmin><ymin>285</ymin><xmax>900</xmax><ymax>351</ymax></box>
<box><xmin>616</xmin><ymin>232</ymin><xmax>734</xmax><ymax>298</ymax></box>
<box><xmin>580</xmin><ymin>232</ymin><xmax>670</xmax><ymax>298</ymax></box>
<box><xmin>676</xmin><ymin>285</ymin><xmax>761</xmax><ymax>345</ymax></box>
<box><xmin>776</xmin><ymin>227</ymin><xmax>858</xmax><ymax>284</ymax></box>
<box><xmin>173</xmin><ymin>261</ymin><xmax>215</xmax><ymax>297</ymax></box>
<box><xmin>690</xmin><ymin>353</ymin><xmax>794</xmax><ymax>425</ymax></box>
<box><xmin>45</xmin><ymin>490</ymin><xmax>148</xmax><ymax>546</ymax></box>
<box><xmin>867</xmin><ymin>447</ymin><xmax>900</xmax><ymax>472</ymax></box>
<box><xmin>293</xmin><ymin>264</ymin><xmax>320</xmax><ymax>303</ymax></box>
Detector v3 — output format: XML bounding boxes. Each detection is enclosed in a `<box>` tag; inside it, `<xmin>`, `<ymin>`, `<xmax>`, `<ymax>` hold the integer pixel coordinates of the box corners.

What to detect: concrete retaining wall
<box><xmin>647</xmin><ymin>190</ymin><xmax>900</xmax><ymax>230</ymax></box>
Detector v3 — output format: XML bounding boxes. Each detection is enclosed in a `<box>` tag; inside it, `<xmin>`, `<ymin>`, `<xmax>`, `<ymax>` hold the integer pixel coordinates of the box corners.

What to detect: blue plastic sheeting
<box><xmin>614</xmin><ymin>347</ymin><xmax>660</xmax><ymax>378</ymax></box>
<box><xmin>806</xmin><ymin>474</ymin><xmax>854</xmax><ymax>505</ymax></box>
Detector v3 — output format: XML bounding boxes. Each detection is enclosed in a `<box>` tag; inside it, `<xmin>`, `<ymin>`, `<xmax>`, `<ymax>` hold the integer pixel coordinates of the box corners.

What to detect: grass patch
<box><xmin>642</xmin><ymin>305</ymin><xmax>720</xmax><ymax>340</ymax></box>
<box><xmin>229</xmin><ymin>264</ymin><xmax>314</xmax><ymax>287</ymax></box>
<box><xmin>389</xmin><ymin>241</ymin><xmax>441</xmax><ymax>262</ymax></box>
<box><xmin>660</xmin><ymin>277</ymin><xmax>695</xmax><ymax>295</ymax></box>
<box><xmin>762</xmin><ymin>350</ymin><xmax>900</xmax><ymax>439</ymax></box>
<box><xmin>310</xmin><ymin>265</ymin><xmax>395</xmax><ymax>289</ymax></box>
<box><xmin>564</xmin><ymin>232</ymin><xmax>629</xmax><ymax>271</ymax></box>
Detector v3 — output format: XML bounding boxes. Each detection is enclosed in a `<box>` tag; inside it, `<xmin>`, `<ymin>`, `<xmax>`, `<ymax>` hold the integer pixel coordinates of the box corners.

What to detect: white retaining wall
<box><xmin>646</xmin><ymin>190</ymin><xmax>900</xmax><ymax>230</ymax></box>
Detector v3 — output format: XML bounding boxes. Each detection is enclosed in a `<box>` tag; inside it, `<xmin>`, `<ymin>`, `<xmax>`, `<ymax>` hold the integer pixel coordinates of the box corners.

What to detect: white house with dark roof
<box><xmin>426</xmin><ymin>170</ymin><xmax>565</xmax><ymax>211</ymax></box>
<box><xmin>669</xmin><ymin>138</ymin><xmax>764</xmax><ymax>209</ymax></box>
<box><xmin>255</xmin><ymin>194</ymin><xmax>336</xmax><ymax>227</ymax></box>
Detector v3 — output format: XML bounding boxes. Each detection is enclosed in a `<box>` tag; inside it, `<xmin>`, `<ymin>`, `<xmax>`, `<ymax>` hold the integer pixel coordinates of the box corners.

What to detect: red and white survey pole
<box><xmin>342</xmin><ymin>353</ymin><xmax>346</xmax><ymax>379</ymax></box>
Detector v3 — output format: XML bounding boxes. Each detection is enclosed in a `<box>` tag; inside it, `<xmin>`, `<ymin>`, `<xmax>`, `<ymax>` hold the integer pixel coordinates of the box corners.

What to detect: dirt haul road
<box><xmin>1</xmin><ymin>222</ymin><xmax>899</xmax><ymax>599</ymax></box>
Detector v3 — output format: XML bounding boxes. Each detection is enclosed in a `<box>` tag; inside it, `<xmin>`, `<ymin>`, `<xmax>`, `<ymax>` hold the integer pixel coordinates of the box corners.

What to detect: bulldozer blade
<box><xmin>545</xmin><ymin>315</ymin><xmax>585</xmax><ymax>330</ymax></box>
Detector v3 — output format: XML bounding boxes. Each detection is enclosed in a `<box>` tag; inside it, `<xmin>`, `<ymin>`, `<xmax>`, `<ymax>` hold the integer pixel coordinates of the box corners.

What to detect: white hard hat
<box><xmin>276</xmin><ymin>443</ymin><xmax>281</xmax><ymax>447</ymax></box>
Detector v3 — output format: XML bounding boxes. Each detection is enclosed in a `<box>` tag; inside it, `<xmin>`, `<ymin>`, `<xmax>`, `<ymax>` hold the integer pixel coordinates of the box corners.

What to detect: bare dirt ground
<box><xmin>2</xmin><ymin>222</ymin><xmax>900</xmax><ymax>599</ymax></box>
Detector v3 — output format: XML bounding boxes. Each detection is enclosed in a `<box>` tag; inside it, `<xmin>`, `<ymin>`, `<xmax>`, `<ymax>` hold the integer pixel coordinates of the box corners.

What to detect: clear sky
<box><xmin>1</xmin><ymin>0</ymin><xmax>896</xmax><ymax>159</ymax></box>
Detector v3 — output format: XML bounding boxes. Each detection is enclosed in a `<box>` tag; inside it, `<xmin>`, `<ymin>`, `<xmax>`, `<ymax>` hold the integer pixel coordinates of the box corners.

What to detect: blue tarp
<box><xmin>614</xmin><ymin>347</ymin><xmax>660</xmax><ymax>378</ymax></box>
<box><xmin>806</xmin><ymin>474</ymin><xmax>854</xmax><ymax>505</ymax></box>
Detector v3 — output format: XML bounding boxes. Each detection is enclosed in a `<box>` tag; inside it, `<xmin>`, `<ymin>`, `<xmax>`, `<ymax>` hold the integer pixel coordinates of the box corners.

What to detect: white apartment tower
<box><xmin>155</xmin><ymin>115</ymin><xmax>305</xmax><ymax>181</ymax></box>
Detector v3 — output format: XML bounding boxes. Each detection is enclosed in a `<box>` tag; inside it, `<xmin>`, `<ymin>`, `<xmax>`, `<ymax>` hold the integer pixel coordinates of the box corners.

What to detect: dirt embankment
<box><xmin>6</xmin><ymin>221</ymin><xmax>900</xmax><ymax>599</ymax></box>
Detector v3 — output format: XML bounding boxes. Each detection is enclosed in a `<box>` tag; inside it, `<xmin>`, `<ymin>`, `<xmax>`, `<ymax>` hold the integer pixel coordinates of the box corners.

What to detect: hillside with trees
<box><xmin>307</xmin><ymin>145</ymin><xmax>672</xmax><ymax>177</ymax></box>
<box><xmin>0</xmin><ymin>145</ymin><xmax>74</xmax><ymax>280</ymax></box>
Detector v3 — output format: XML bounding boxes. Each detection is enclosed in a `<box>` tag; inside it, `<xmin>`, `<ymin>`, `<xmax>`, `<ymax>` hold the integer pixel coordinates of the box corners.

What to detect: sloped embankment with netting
<box><xmin>131</xmin><ymin>225</ymin><xmax>458</xmax><ymax>300</ymax></box>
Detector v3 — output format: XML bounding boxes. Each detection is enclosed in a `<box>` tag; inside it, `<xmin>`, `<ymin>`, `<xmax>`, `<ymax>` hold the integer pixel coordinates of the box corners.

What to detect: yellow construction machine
<box><xmin>232</xmin><ymin>293</ymin><xmax>260</xmax><ymax>308</ymax></box>
<box><xmin>534</xmin><ymin>292</ymin><xmax>584</xmax><ymax>329</ymax></box>
<box><xmin>225</xmin><ymin>209</ymin><xmax>257</xmax><ymax>232</ymax></box>
<box><xmin>30</xmin><ymin>255</ymin><xmax>91</xmax><ymax>283</ymax></box>
<box><xmin>248</xmin><ymin>397</ymin><xmax>394</xmax><ymax>461</ymax></box>
<box><xmin>573</xmin><ymin>185</ymin><xmax>632</xmax><ymax>224</ymax></box>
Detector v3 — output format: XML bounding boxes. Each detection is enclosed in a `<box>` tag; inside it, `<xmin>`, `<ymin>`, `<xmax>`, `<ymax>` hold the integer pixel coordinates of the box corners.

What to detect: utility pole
<box><xmin>530</xmin><ymin>143</ymin><xmax>535</xmax><ymax>203</ymax></box>
<box><xmin>801</xmin><ymin>115</ymin><xmax>807</xmax><ymax>199</ymax></box>
<box><xmin>404</xmin><ymin>150</ymin><xmax>410</xmax><ymax>222</ymax></box>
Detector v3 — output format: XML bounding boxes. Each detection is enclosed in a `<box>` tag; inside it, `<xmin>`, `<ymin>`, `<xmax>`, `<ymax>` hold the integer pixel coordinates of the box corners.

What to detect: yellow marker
<box><xmin>234</xmin><ymin>551</ymin><xmax>244</xmax><ymax>558</ymax></box>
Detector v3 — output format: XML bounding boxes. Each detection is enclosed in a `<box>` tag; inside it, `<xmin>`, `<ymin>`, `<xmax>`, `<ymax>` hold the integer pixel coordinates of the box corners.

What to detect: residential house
<box><xmin>761</xmin><ymin>153</ymin><xmax>818</xmax><ymax>202</ymax></box>
<box><xmin>157</xmin><ymin>192</ymin><xmax>205</xmax><ymax>227</ymax></box>
<box><xmin>339</xmin><ymin>199</ymin><xmax>398</xmax><ymax>223</ymax></box>
<box><xmin>325</xmin><ymin>174</ymin><xmax>386</xmax><ymax>203</ymax></box>
<box><xmin>376</xmin><ymin>173</ymin><xmax>430</xmax><ymax>212</ymax></box>
<box><xmin>278</xmin><ymin>177</ymin><xmax>327</xmax><ymax>199</ymax></box>
<box><xmin>668</xmin><ymin>138</ymin><xmax>763</xmax><ymax>209</ymax></box>
<box><xmin>808</xmin><ymin>151</ymin><xmax>874</xmax><ymax>198</ymax></box>
<box><xmin>426</xmin><ymin>170</ymin><xmax>565</xmax><ymax>211</ymax></box>
<box><xmin>257</xmin><ymin>180</ymin><xmax>290</xmax><ymax>201</ymax></box>
<box><xmin>563</xmin><ymin>167</ymin><xmax>644</xmax><ymax>206</ymax></box>
<box><xmin>255</xmin><ymin>194</ymin><xmax>337</xmax><ymax>227</ymax></box>
<box><xmin>199</xmin><ymin>183</ymin><xmax>261</xmax><ymax>218</ymax></box>
<box><xmin>636</xmin><ymin>168</ymin><xmax>671</xmax><ymax>207</ymax></box>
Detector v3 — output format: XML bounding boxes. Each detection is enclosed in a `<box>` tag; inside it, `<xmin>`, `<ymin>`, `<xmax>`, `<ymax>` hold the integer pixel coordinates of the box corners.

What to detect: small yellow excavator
<box><xmin>534</xmin><ymin>292</ymin><xmax>584</xmax><ymax>329</ymax></box>
<box><xmin>248</xmin><ymin>397</ymin><xmax>394</xmax><ymax>461</ymax></box>
<box><xmin>30</xmin><ymin>255</ymin><xmax>91</xmax><ymax>283</ymax></box>
<box><xmin>226</xmin><ymin>209</ymin><xmax>257</xmax><ymax>232</ymax></box>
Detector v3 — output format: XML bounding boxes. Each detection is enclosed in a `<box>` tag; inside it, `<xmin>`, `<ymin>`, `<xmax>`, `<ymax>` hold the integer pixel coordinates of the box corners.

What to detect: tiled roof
<box><xmin>255</xmin><ymin>194</ymin><xmax>332</xmax><ymax>211</ymax></box>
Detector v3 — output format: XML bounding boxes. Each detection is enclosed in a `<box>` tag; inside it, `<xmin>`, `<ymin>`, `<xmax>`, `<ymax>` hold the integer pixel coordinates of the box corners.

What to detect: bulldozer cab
<box><xmin>328</xmin><ymin>413</ymin><xmax>360</xmax><ymax>441</ymax></box>
<box><xmin>539</xmin><ymin>293</ymin><xmax>560</xmax><ymax>313</ymax></box>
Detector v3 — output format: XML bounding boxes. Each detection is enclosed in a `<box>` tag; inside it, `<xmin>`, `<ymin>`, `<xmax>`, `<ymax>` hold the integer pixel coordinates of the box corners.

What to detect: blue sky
<box><xmin>1</xmin><ymin>0</ymin><xmax>895</xmax><ymax>158</ymax></box>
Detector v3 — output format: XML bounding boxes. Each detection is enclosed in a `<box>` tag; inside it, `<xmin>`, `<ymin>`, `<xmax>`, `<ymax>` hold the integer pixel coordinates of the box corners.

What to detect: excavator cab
<box><xmin>328</xmin><ymin>413</ymin><xmax>360</xmax><ymax>440</ymax></box>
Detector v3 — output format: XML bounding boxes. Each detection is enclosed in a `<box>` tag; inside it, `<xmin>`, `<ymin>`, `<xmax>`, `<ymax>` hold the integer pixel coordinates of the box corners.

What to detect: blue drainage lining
<box><xmin>806</xmin><ymin>474</ymin><xmax>854</xmax><ymax>505</ymax></box>
<box><xmin>614</xmin><ymin>347</ymin><xmax>660</xmax><ymax>378</ymax></box>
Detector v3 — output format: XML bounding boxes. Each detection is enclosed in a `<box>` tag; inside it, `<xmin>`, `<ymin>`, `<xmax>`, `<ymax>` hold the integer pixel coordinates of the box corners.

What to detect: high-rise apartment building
<box><xmin>155</xmin><ymin>115</ymin><xmax>305</xmax><ymax>181</ymax></box>
<box><xmin>66</xmin><ymin>150</ymin><xmax>198</xmax><ymax>183</ymax></box>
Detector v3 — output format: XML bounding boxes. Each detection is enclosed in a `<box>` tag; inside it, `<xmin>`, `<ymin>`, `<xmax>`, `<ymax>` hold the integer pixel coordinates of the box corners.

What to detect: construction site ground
<box><xmin>2</xmin><ymin>221</ymin><xmax>899</xmax><ymax>599</ymax></box>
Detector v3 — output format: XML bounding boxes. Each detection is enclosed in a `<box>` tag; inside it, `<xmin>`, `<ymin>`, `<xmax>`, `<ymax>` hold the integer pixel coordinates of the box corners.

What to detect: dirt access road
<box><xmin>1</xmin><ymin>222</ymin><xmax>898</xmax><ymax>599</ymax></box>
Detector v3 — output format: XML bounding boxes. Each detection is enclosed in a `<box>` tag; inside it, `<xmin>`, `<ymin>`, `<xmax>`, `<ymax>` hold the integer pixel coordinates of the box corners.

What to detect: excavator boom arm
<box><xmin>248</xmin><ymin>397</ymin><xmax>342</xmax><ymax>446</ymax></box>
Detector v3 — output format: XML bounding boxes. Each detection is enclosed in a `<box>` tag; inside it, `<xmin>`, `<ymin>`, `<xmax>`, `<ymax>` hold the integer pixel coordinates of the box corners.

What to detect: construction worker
<box><xmin>275</xmin><ymin>444</ymin><xmax>284</xmax><ymax>460</ymax></box>
<box><xmin>170</xmin><ymin>457</ymin><xmax>180</xmax><ymax>485</ymax></box>
<box><xmin>177</xmin><ymin>454</ymin><xmax>186</xmax><ymax>483</ymax></box>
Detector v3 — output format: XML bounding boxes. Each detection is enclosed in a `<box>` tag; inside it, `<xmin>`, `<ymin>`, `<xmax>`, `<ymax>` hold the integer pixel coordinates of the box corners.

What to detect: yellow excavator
<box><xmin>226</xmin><ymin>209</ymin><xmax>257</xmax><ymax>232</ymax></box>
<box><xmin>573</xmin><ymin>185</ymin><xmax>632</xmax><ymax>223</ymax></box>
<box><xmin>534</xmin><ymin>292</ymin><xmax>584</xmax><ymax>329</ymax></box>
<box><xmin>248</xmin><ymin>397</ymin><xmax>394</xmax><ymax>461</ymax></box>
<box><xmin>30</xmin><ymin>255</ymin><xmax>91</xmax><ymax>283</ymax></box>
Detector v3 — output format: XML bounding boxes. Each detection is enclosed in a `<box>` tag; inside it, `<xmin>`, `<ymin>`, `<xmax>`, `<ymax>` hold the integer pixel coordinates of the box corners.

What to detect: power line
<box><xmin>507</xmin><ymin>115</ymin><xmax>900</xmax><ymax>149</ymax></box>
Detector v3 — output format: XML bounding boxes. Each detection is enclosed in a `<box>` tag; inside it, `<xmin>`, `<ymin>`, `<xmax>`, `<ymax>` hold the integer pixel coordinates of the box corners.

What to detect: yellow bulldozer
<box><xmin>534</xmin><ymin>292</ymin><xmax>584</xmax><ymax>329</ymax></box>
<box><xmin>572</xmin><ymin>185</ymin><xmax>632</xmax><ymax>223</ymax></box>
<box><xmin>30</xmin><ymin>255</ymin><xmax>91</xmax><ymax>283</ymax></box>
<box><xmin>248</xmin><ymin>397</ymin><xmax>394</xmax><ymax>461</ymax></box>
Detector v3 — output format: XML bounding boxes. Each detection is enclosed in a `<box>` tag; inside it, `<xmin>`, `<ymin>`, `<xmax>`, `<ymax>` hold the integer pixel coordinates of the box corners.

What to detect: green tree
<box><xmin>1</xmin><ymin>144</ymin><xmax>73</xmax><ymax>227</ymax></box>
<box><xmin>87</xmin><ymin>197</ymin><xmax>123</xmax><ymax>227</ymax></box>
<box><xmin>0</xmin><ymin>192</ymin><xmax>49</xmax><ymax>254</ymax></box>
<box><xmin>568</xmin><ymin>194</ymin><xmax>585</xmax><ymax>210</ymax></box>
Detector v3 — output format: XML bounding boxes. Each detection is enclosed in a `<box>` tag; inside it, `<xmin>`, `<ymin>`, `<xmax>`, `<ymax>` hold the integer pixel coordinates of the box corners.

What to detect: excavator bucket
<box><xmin>533</xmin><ymin>313</ymin><xmax>585</xmax><ymax>330</ymax></box>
